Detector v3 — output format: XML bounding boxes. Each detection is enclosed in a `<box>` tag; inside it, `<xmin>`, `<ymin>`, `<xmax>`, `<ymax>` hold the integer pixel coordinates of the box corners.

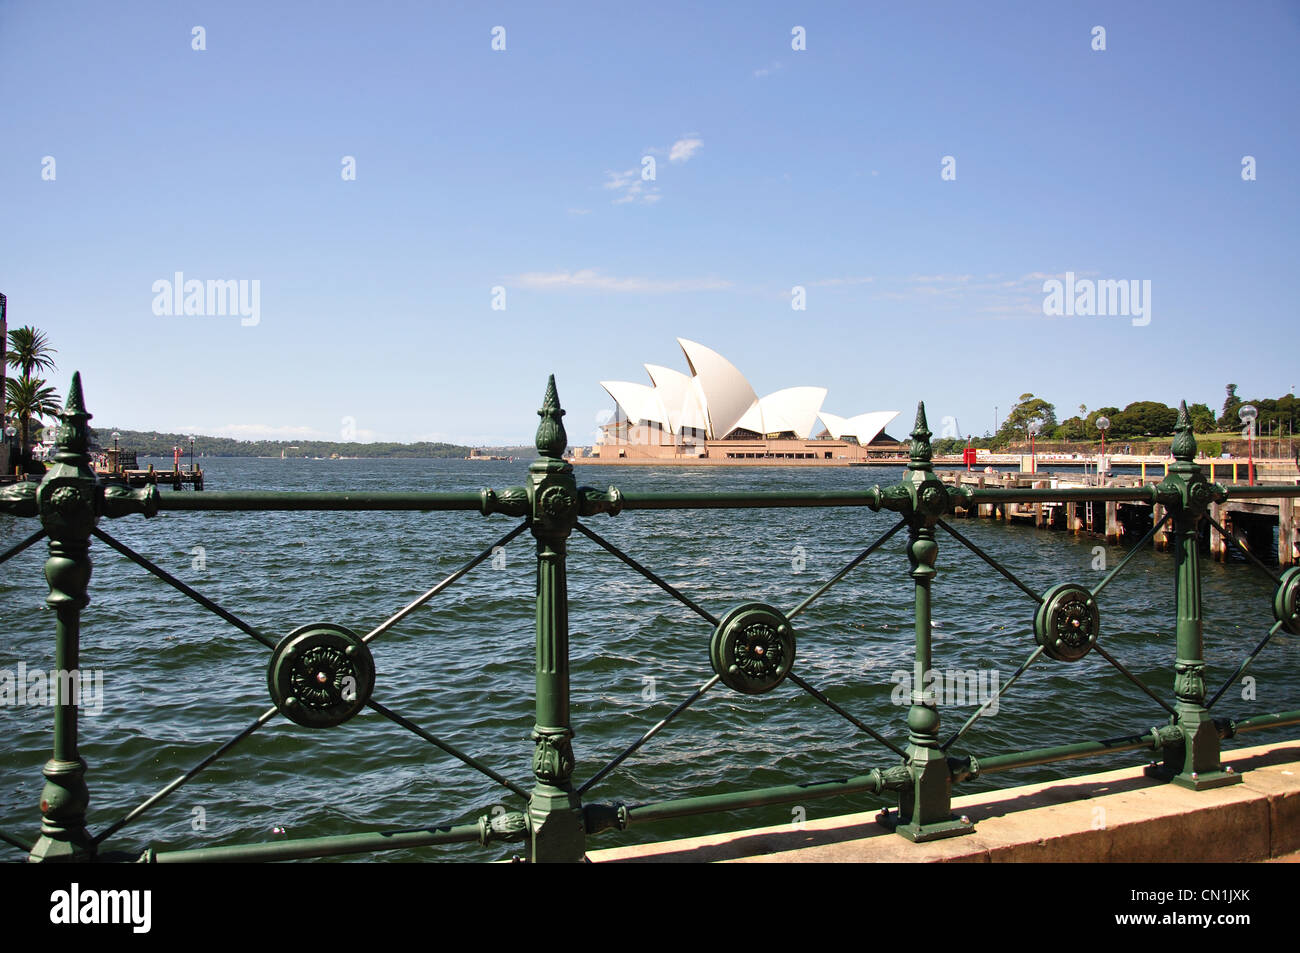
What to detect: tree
<box><xmin>5</xmin><ymin>325</ymin><xmax>57</xmax><ymax>381</ymax></box>
<box><xmin>1218</xmin><ymin>383</ymin><xmax>1240</xmax><ymax>429</ymax></box>
<box><xmin>994</xmin><ymin>393</ymin><xmax>1057</xmax><ymax>447</ymax></box>
<box><xmin>1111</xmin><ymin>401</ymin><xmax>1178</xmax><ymax>438</ymax></box>
<box><xmin>1187</xmin><ymin>402</ymin><xmax>1216</xmax><ymax>433</ymax></box>
<box><xmin>5</xmin><ymin>376</ymin><xmax>61</xmax><ymax>461</ymax></box>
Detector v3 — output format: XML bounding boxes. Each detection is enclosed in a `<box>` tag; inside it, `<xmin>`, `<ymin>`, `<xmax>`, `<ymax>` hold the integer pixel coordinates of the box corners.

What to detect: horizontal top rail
<box><xmin>616</xmin><ymin>490</ymin><xmax>882</xmax><ymax>510</ymax></box>
<box><xmin>146</xmin><ymin>483</ymin><xmax>1300</xmax><ymax>514</ymax></box>
<box><xmin>156</xmin><ymin>491</ymin><xmax>487</xmax><ymax>512</ymax></box>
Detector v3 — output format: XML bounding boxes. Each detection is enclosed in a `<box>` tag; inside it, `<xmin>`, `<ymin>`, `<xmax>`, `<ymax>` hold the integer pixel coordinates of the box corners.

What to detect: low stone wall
<box><xmin>587</xmin><ymin>740</ymin><xmax>1300</xmax><ymax>863</ymax></box>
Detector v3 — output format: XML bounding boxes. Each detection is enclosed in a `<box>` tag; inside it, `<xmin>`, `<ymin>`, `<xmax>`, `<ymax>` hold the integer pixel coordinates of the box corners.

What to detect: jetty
<box><xmin>937</xmin><ymin>465</ymin><xmax>1300</xmax><ymax>567</ymax></box>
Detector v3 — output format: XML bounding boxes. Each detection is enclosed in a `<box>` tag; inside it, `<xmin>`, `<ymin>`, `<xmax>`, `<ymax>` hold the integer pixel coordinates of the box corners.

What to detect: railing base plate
<box><xmin>877</xmin><ymin>810</ymin><xmax>975</xmax><ymax>843</ymax></box>
<box><xmin>1144</xmin><ymin>764</ymin><xmax>1244</xmax><ymax>790</ymax></box>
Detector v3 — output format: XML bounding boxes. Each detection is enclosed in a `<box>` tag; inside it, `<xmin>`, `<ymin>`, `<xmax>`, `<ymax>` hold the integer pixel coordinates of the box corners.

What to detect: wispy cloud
<box><xmin>600</xmin><ymin>136</ymin><xmax>702</xmax><ymax>204</ymax></box>
<box><xmin>603</xmin><ymin>167</ymin><xmax>660</xmax><ymax>205</ymax></box>
<box><xmin>810</xmin><ymin>275</ymin><xmax>875</xmax><ymax>287</ymax></box>
<box><xmin>753</xmin><ymin>61</ymin><xmax>783</xmax><ymax>79</ymax></box>
<box><xmin>510</xmin><ymin>269</ymin><xmax>732</xmax><ymax>293</ymax></box>
<box><xmin>205</xmin><ymin>423</ymin><xmax>330</xmax><ymax>440</ymax></box>
<box><xmin>668</xmin><ymin>137</ymin><xmax>703</xmax><ymax>163</ymax></box>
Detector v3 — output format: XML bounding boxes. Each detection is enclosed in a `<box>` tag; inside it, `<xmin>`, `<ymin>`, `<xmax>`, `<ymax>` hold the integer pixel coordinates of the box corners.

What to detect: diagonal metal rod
<box><xmin>91</xmin><ymin>528</ymin><xmax>276</xmax><ymax>649</ymax></box>
<box><xmin>0</xmin><ymin>528</ymin><xmax>45</xmax><ymax>566</ymax></box>
<box><xmin>1093</xmin><ymin>643</ymin><xmax>1178</xmax><ymax>717</ymax></box>
<box><xmin>575</xmin><ymin>522</ymin><xmax>718</xmax><ymax>625</ymax></box>
<box><xmin>363</xmin><ymin>521</ymin><xmax>529</xmax><ymax>643</ymax></box>
<box><xmin>938</xmin><ymin>519</ymin><xmax>1042</xmax><ymax>604</ymax></box>
<box><xmin>1203</xmin><ymin>512</ymin><xmax>1285</xmax><ymax>587</ymax></box>
<box><xmin>787</xmin><ymin>672</ymin><xmax>907</xmax><ymax>758</ymax></box>
<box><xmin>0</xmin><ymin>829</ymin><xmax>33</xmax><ymax>853</ymax></box>
<box><xmin>942</xmin><ymin>646</ymin><xmax>1045</xmax><ymax>751</ymax></box>
<box><xmin>366</xmin><ymin>699</ymin><xmax>529</xmax><ymax>801</ymax></box>
<box><xmin>1091</xmin><ymin>512</ymin><xmax>1170</xmax><ymax>599</ymax></box>
<box><xmin>93</xmin><ymin>705</ymin><xmax>279</xmax><ymax>846</ymax></box>
<box><xmin>577</xmin><ymin>675</ymin><xmax>721</xmax><ymax>796</ymax></box>
<box><xmin>1207</xmin><ymin>620</ymin><xmax>1286</xmax><ymax>710</ymax></box>
<box><xmin>786</xmin><ymin>519</ymin><xmax>906</xmax><ymax>621</ymax></box>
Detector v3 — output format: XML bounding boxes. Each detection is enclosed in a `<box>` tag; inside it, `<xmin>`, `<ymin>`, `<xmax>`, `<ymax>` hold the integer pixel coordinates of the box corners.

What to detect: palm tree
<box><xmin>5</xmin><ymin>325</ymin><xmax>58</xmax><ymax>381</ymax></box>
<box><xmin>5</xmin><ymin>376</ymin><xmax>61</xmax><ymax>465</ymax></box>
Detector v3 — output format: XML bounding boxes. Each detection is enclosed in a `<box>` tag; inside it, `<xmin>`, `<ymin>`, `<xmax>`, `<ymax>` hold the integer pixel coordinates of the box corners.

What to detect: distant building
<box><xmin>595</xmin><ymin>338</ymin><xmax>899</xmax><ymax>463</ymax></box>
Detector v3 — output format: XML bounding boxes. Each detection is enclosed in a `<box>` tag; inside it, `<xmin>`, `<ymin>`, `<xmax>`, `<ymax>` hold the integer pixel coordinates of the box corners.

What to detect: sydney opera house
<box><xmin>583</xmin><ymin>338</ymin><xmax>900</xmax><ymax>464</ymax></box>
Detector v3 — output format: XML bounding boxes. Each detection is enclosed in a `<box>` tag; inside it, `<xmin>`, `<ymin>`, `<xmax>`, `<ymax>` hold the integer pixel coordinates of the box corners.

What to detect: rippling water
<box><xmin>2</xmin><ymin>458</ymin><xmax>1295</xmax><ymax>861</ymax></box>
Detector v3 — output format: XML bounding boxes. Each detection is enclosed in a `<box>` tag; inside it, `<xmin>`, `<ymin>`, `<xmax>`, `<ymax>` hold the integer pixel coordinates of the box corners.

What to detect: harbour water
<box><xmin>1</xmin><ymin>457</ymin><xmax>1293</xmax><ymax>861</ymax></box>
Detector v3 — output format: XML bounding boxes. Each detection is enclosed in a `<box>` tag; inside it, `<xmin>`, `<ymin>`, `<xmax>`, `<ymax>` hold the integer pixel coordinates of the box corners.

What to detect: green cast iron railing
<box><xmin>2</xmin><ymin>372</ymin><xmax>1299</xmax><ymax>862</ymax></box>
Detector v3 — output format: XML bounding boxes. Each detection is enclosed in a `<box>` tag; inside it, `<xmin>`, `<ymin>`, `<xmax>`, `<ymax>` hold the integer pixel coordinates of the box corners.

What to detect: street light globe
<box><xmin>1096</xmin><ymin>416</ymin><xmax>1110</xmax><ymax>432</ymax></box>
<box><xmin>1028</xmin><ymin>420</ymin><xmax>1042</xmax><ymax>436</ymax></box>
<box><xmin>1238</xmin><ymin>404</ymin><xmax>1258</xmax><ymax>423</ymax></box>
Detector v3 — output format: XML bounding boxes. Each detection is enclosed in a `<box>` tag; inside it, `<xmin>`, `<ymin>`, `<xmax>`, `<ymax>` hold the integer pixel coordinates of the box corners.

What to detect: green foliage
<box><xmin>5</xmin><ymin>325</ymin><xmax>58</xmax><ymax>381</ymax></box>
<box><xmin>1188</xmin><ymin>402</ymin><xmax>1216</xmax><ymax>433</ymax></box>
<box><xmin>1200</xmin><ymin>440</ymin><xmax>1223</xmax><ymax>458</ymax></box>
<box><xmin>1110</xmin><ymin>401</ymin><xmax>1178</xmax><ymax>438</ymax></box>
<box><xmin>5</xmin><ymin>376</ymin><xmax>61</xmax><ymax>456</ymax></box>
<box><xmin>89</xmin><ymin>427</ymin><xmax>478</xmax><ymax>459</ymax></box>
<box><xmin>1218</xmin><ymin>383</ymin><xmax>1240</xmax><ymax>429</ymax></box>
<box><xmin>993</xmin><ymin>393</ymin><xmax>1057</xmax><ymax>447</ymax></box>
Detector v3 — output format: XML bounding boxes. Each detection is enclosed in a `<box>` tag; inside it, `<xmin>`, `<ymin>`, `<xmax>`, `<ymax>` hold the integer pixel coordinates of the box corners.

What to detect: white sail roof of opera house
<box><xmin>598</xmin><ymin>380</ymin><xmax>669</xmax><ymax>428</ymax></box>
<box><xmin>599</xmin><ymin>337</ymin><xmax>898</xmax><ymax>442</ymax></box>
<box><xmin>643</xmin><ymin>363</ymin><xmax>709</xmax><ymax>433</ymax></box>
<box><xmin>735</xmin><ymin>386</ymin><xmax>829</xmax><ymax>439</ymax></box>
<box><xmin>818</xmin><ymin>410</ymin><xmax>899</xmax><ymax>445</ymax></box>
<box><xmin>676</xmin><ymin>338</ymin><xmax>761</xmax><ymax>439</ymax></box>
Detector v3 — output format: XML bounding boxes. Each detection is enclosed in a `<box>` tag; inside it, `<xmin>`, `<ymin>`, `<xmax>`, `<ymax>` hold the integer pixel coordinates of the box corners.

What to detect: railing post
<box><xmin>29</xmin><ymin>373</ymin><xmax>97</xmax><ymax>861</ymax></box>
<box><xmin>1151</xmin><ymin>401</ymin><xmax>1240</xmax><ymax>790</ymax></box>
<box><xmin>883</xmin><ymin>403</ymin><xmax>972</xmax><ymax>841</ymax></box>
<box><xmin>525</xmin><ymin>375</ymin><xmax>586</xmax><ymax>861</ymax></box>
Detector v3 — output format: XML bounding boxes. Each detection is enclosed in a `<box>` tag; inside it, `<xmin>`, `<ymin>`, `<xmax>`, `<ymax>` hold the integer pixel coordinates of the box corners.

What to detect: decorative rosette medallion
<box><xmin>1034</xmin><ymin>584</ymin><xmax>1100</xmax><ymax>662</ymax></box>
<box><xmin>1275</xmin><ymin>567</ymin><xmax>1300</xmax><ymax>636</ymax></box>
<box><xmin>710</xmin><ymin>603</ymin><xmax>796</xmax><ymax>694</ymax></box>
<box><xmin>267</xmin><ymin>623</ymin><xmax>375</xmax><ymax>728</ymax></box>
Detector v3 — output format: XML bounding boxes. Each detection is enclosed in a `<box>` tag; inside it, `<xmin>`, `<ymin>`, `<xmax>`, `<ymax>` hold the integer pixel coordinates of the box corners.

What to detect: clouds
<box><xmin>601</xmin><ymin>136</ymin><xmax>703</xmax><ymax>204</ymax></box>
<box><xmin>668</xmin><ymin>137</ymin><xmax>703</xmax><ymax>163</ymax></box>
<box><xmin>509</xmin><ymin>268</ymin><xmax>732</xmax><ymax>293</ymax></box>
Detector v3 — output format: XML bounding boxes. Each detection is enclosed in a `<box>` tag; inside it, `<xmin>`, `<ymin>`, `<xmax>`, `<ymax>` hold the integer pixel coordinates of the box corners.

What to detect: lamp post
<box><xmin>189</xmin><ymin>435</ymin><xmax>195</xmax><ymax>471</ymax></box>
<box><xmin>1096</xmin><ymin>416</ymin><xmax>1110</xmax><ymax>483</ymax></box>
<box><xmin>111</xmin><ymin>432</ymin><xmax>120</xmax><ymax>475</ymax></box>
<box><xmin>4</xmin><ymin>426</ymin><xmax>15</xmax><ymax>476</ymax></box>
<box><xmin>1027</xmin><ymin>420</ymin><xmax>1041</xmax><ymax>474</ymax></box>
<box><xmin>1239</xmin><ymin>404</ymin><xmax>1258</xmax><ymax>486</ymax></box>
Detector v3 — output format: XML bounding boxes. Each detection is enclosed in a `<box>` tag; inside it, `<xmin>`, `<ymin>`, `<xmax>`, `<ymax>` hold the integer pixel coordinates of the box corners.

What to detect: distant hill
<box><xmin>87</xmin><ymin>427</ymin><xmax>483</xmax><ymax>459</ymax></box>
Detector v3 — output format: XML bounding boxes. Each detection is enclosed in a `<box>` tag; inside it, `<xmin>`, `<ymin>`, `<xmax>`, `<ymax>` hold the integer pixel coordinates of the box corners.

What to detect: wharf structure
<box><xmin>939</xmin><ymin>466</ymin><xmax>1300</xmax><ymax>567</ymax></box>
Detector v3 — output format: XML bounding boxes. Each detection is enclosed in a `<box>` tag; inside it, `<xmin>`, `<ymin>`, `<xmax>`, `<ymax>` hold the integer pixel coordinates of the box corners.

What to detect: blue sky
<box><xmin>2</xmin><ymin>1</ymin><xmax>1297</xmax><ymax>445</ymax></box>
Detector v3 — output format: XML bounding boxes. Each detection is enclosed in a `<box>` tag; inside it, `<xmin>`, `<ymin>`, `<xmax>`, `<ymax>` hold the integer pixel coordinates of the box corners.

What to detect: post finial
<box><xmin>56</xmin><ymin>371</ymin><xmax>92</xmax><ymax>457</ymax></box>
<box><xmin>535</xmin><ymin>374</ymin><xmax>567</xmax><ymax>458</ymax></box>
<box><xmin>909</xmin><ymin>401</ymin><xmax>933</xmax><ymax>466</ymax></box>
<box><xmin>1171</xmin><ymin>399</ymin><xmax>1197</xmax><ymax>464</ymax></box>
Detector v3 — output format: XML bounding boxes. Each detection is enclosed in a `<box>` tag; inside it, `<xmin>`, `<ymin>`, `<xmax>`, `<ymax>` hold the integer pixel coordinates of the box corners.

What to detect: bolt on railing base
<box><xmin>1142</xmin><ymin>763</ymin><xmax>1242</xmax><ymax>790</ymax></box>
<box><xmin>876</xmin><ymin>809</ymin><xmax>974</xmax><ymax>842</ymax></box>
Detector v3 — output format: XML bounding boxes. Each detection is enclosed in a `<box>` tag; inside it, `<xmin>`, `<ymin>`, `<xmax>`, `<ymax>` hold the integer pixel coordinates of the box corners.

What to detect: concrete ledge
<box><xmin>585</xmin><ymin>740</ymin><xmax>1300</xmax><ymax>863</ymax></box>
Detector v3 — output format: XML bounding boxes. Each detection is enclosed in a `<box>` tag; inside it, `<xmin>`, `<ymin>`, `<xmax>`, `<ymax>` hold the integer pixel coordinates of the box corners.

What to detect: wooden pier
<box><xmin>938</xmin><ymin>468</ymin><xmax>1300</xmax><ymax>567</ymax></box>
